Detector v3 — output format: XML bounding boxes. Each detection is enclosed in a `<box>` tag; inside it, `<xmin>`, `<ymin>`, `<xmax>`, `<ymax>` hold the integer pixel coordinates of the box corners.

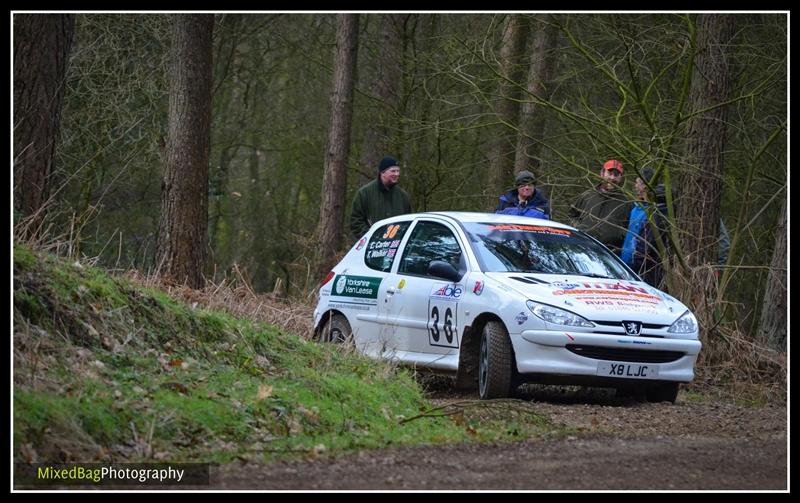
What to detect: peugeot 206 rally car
<box><xmin>313</xmin><ymin>212</ymin><xmax>701</xmax><ymax>402</ymax></box>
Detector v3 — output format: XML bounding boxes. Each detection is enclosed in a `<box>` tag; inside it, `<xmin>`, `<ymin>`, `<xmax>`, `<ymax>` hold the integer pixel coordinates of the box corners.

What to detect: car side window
<box><xmin>399</xmin><ymin>221</ymin><xmax>463</xmax><ymax>277</ymax></box>
<box><xmin>364</xmin><ymin>222</ymin><xmax>411</xmax><ymax>272</ymax></box>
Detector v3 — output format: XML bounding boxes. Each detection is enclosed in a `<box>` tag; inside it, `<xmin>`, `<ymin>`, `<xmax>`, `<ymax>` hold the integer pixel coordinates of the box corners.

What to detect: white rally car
<box><xmin>313</xmin><ymin>212</ymin><xmax>701</xmax><ymax>402</ymax></box>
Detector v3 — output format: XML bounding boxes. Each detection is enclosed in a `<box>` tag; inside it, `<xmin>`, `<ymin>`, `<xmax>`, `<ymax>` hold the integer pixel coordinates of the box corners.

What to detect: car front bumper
<box><xmin>512</xmin><ymin>329</ymin><xmax>701</xmax><ymax>383</ymax></box>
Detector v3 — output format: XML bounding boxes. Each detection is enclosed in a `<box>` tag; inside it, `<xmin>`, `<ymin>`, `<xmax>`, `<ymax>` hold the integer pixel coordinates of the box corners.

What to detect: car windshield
<box><xmin>464</xmin><ymin>222</ymin><xmax>637</xmax><ymax>280</ymax></box>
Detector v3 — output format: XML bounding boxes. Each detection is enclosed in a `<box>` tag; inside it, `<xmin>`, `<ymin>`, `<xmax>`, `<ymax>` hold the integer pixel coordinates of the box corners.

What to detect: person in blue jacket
<box><xmin>621</xmin><ymin>167</ymin><xmax>669</xmax><ymax>289</ymax></box>
<box><xmin>495</xmin><ymin>170</ymin><xmax>550</xmax><ymax>219</ymax></box>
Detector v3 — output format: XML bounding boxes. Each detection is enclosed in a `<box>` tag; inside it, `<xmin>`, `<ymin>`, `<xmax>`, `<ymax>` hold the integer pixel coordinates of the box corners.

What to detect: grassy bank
<box><xmin>13</xmin><ymin>245</ymin><xmax>554</xmax><ymax>464</ymax></box>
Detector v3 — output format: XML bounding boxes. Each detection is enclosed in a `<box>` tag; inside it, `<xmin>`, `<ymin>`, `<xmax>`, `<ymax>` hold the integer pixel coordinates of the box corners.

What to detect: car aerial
<box><xmin>313</xmin><ymin>211</ymin><xmax>701</xmax><ymax>402</ymax></box>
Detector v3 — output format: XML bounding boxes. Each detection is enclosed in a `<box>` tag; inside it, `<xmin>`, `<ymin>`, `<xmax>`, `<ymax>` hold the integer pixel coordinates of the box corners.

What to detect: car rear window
<box><xmin>364</xmin><ymin>222</ymin><xmax>411</xmax><ymax>272</ymax></box>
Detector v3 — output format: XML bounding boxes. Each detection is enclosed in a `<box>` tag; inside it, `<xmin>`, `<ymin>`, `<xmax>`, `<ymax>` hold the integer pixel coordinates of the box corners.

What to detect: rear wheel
<box><xmin>646</xmin><ymin>382</ymin><xmax>679</xmax><ymax>403</ymax></box>
<box><xmin>478</xmin><ymin>321</ymin><xmax>513</xmax><ymax>400</ymax></box>
<box><xmin>319</xmin><ymin>313</ymin><xmax>352</xmax><ymax>344</ymax></box>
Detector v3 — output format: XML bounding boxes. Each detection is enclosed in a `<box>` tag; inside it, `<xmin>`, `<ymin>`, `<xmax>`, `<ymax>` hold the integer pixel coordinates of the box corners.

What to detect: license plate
<box><xmin>597</xmin><ymin>362</ymin><xmax>659</xmax><ymax>379</ymax></box>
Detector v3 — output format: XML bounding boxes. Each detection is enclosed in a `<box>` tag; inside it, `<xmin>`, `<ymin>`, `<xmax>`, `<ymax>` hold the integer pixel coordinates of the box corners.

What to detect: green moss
<box><xmin>13</xmin><ymin>245</ymin><xmax>37</xmax><ymax>271</ymax></box>
<box><xmin>14</xmin><ymin>291</ymin><xmax>44</xmax><ymax>322</ymax></box>
<box><xmin>15</xmin><ymin>386</ymin><xmax>136</xmax><ymax>447</ymax></box>
<box><xmin>84</xmin><ymin>269</ymin><xmax>129</xmax><ymax>308</ymax></box>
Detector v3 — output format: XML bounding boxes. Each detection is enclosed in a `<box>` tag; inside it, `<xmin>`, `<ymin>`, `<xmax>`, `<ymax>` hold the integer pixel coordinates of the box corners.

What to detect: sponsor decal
<box><xmin>515</xmin><ymin>311</ymin><xmax>528</xmax><ymax>325</ymax></box>
<box><xmin>582</xmin><ymin>303</ymin><xmax>662</xmax><ymax>314</ymax></box>
<box><xmin>430</xmin><ymin>283</ymin><xmax>464</xmax><ymax>301</ymax></box>
<box><xmin>616</xmin><ymin>338</ymin><xmax>652</xmax><ymax>346</ymax></box>
<box><xmin>551</xmin><ymin>281</ymin><xmax>662</xmax><ymax>305</ymax></box>
<box><xmin>355</xmin><ymin>237</ymin><xmax>366</xmax><ymax>251</ymax></box>
<box><xmin>553</xmin><ymin>281</ymin><xmax>652</xmax><ymax>294</ymax></box>
<box><xmin>472</xmin><ymin>281</ymin><xmax>484</xmax><ymax>296</ymax></box>
<box><xmin>622</xmin><ymin>321</ymin><xmax>642</xmax><ymax>336</ymax></box>
<box><xmin>551</xmin><ymin>281</ymin><xmax>579</xmax><ymax>290</ymax></box>
<box><xmin>583</xmin><ymin>300</ymin><xmax>614</xmax><ymax>306</ymax></box>
<box><xmin>331</xmin><ymin>275</ymin><xmax>382</xmax><ymax>303</ymax></box>
<box><xmin>490</xmin><ymin>224</ymin><xmax>572</xmax><ymax>236</ymax></box>
<box><xmin>328</xmin><ymin>302</ymin><xmax>372</xmax><ymax>312</ymax></box>
<box><xmin>398</xmin><ymin>279</ymin><xmax>406</xmax><ymax>290</ymax></box>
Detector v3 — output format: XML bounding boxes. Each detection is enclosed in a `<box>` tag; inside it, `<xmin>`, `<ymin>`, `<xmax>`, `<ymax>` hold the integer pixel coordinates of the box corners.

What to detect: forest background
<box><xmin>13</xmin><ymin>12</ymin><xmax>787</xmax><ymax>365</ymax></box>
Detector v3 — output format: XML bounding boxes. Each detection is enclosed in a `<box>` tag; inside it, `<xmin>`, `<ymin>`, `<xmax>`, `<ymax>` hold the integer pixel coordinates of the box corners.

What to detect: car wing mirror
<box><xmin>428</xmin><ymin>260</ymin><xmax>462</xmax><ymax>282</ymax></box>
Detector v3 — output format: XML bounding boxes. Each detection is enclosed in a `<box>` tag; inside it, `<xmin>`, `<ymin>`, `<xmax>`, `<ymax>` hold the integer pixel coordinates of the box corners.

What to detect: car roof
<box><xmin>374</xmin><ymin>211</ymin><xmax>577</xmax><ymax>231</ymax></box>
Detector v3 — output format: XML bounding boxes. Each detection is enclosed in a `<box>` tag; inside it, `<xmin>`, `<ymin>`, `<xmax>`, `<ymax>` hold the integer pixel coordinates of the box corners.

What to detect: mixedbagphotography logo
<box><xmin>15</xmin><ymin>463</ymin><xmax>210</xmax><ymax>487</ymax></box>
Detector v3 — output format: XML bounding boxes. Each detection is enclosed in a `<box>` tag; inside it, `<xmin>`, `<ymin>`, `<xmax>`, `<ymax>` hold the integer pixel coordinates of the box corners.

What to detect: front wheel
<box><xmin>318</xmin><ymin>313</ymin><xmax>352</xmax><ymax>345</ymax></box>
<box><xmin>478</xmin><ymin>321</ymin><xmax>513</xmax><ymax>400</ymax></box>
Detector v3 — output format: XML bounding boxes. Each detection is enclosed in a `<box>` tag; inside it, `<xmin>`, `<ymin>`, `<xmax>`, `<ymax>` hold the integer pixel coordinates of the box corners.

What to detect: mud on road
<box><xmin>210</xmin><ymin>387</ymin><xmax>787</xmax><ymax>491</ymax></box>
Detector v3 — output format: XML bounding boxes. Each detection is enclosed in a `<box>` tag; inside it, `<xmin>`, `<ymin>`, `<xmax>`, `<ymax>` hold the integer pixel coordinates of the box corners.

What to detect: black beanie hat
<box><xmin>378</xmin><ymin>156</ymin><xmax>399</xmax><ymax>173</ymax></box>
<box><xmin>515</xmin><ymin>170</ymin><xmax>536</xmax><ymax>186</ymax></box>
<box><xmin>640</xmin><ymin>167</ymin><xmax>655</xmax><ymax>183</ymax></box>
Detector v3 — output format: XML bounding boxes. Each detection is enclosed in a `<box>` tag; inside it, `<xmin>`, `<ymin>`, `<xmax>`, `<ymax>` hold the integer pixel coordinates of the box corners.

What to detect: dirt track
<box><xmin>209</xmin><ymin>388</ymin><xmax>787</xmax><ymax>490</ymax></box>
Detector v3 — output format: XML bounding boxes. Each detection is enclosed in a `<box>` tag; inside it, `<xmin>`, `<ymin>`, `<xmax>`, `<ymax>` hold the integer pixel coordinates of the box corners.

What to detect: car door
<box><xmin>350</xmin><ymin>220</ymin><xmax>413</xmax><ymax>358</ymax></box>
<box><xmin>382</xmin><ymin>219</ymin><xmax>468</xmax><ymax>361</ymax></box>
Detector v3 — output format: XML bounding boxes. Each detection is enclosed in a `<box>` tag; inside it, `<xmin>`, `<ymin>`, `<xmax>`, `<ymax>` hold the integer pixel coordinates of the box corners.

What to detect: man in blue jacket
<box><xmin>621</xmin><ymin>167</ymin><xmax>668</xmax><ymax>289</ymax></box>
<box><xmin>495</xmin><ymin>170</ymin><xmax>550</xmax><ymax>219</ymax></box>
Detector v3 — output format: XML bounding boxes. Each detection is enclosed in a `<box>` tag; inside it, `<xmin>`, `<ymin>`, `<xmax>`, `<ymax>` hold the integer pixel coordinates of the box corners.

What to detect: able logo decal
<box><xmin>430</xmin><ymin>284</ymin><xmax>464</xmax><ymax>301</ymax></box>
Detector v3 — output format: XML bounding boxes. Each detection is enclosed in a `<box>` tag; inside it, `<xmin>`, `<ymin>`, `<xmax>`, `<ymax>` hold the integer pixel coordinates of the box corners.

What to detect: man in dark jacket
<box><xmin>568</xmin><ymin>159</ymin><xmax>632</xmax><ymax>256</ymax></box>
<box><xmin>495</xmin><ymin>170</ymin><xmax>550</xmax><ymax>219</ymax></box>
<box><xmin>349</xmin><ymin>155</ymin><xmax>412</xmax><ymax>240</ymax></box>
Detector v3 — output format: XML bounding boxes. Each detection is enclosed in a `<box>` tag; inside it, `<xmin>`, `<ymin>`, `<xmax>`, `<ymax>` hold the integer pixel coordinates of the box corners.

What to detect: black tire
<box><xmin>646</xmin><ymin>382</ymin><xmax>679</xmax><ymax>403</ymax></box>
<box><xmin>478</xmin><ymin>321</ymin><xmax>513</xmax><ymax>400</ymax></box>
<box><xmin>319</xmin><ymin>313</ymin><xmax>352</xmax><ymax>345</ymax></box>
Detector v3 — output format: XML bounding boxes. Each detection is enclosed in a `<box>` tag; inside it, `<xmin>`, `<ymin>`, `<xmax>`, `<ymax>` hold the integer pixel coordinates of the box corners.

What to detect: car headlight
<box><xmin>667</xmin><ymin>310</ymin><xmax>698</xmax><ymax>334</ymax></box>
<box><xmin>527</xmin><ymin>300</ymin><xmax>595</xmax><ymax>328</ymax></box>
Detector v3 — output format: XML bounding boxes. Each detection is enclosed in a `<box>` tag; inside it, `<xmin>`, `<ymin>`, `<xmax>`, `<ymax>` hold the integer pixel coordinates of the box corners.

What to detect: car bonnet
<box><xmin>484</xmin><ymin>272</ymin><xmax>689</xmax><ymax>325</ymax></box>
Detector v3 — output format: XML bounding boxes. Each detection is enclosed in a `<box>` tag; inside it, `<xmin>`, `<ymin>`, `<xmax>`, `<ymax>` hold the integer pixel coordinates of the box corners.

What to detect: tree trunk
<box><xmin>675</xmin><ymin>14</ymin><xmax>735</xmax><ymax>315</ymax></box>
<box><xmin>13</xmin><ymin>14</ymin><xmax>75</xmax><ymax>237</ymax></box>
<box><xmin>514</xmin><ymin>15</ymin><xmax>558</xmax><ymax>175</ymax></box>
<box><xmin>488</xmin><ymin>15</ymin><xmax>529</xmax><ymax>201</ymax></box>
<box><xmin>156</xmin><ymin>15</ymin><xmax>214</xmax><ymax>288</ymax></box>
<box><xmin>316</xmin><ymin>14</ymin><xmax>359</xmax><ymax>280</ymax></box>
<box><xmin>757</xmin><ymin>197</ymin><xmax>786</xmax><ymax>351</ymax></box>
<box><xmin>359</xmin><ymin>14</ymin><xmax>405</xmax><ymax>185</ymax></box>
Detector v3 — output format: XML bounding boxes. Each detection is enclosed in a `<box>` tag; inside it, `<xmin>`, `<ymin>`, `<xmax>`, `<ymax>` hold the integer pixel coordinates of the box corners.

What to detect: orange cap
<box><xmin>603</xmin><ymin>159</ymin><xmax>623</xmax><ymax>173</ymax></box>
